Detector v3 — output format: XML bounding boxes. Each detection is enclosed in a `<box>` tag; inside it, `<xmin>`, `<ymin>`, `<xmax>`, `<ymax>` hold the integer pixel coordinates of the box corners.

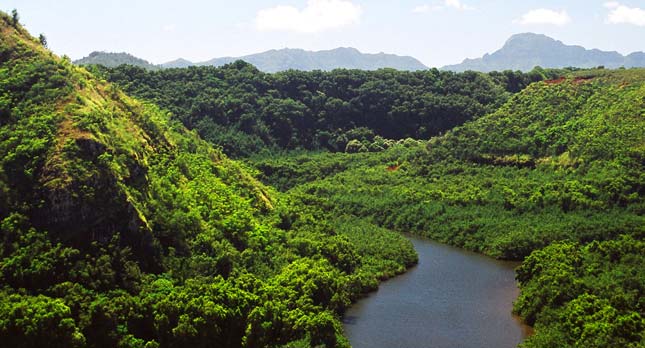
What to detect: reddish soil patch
<box><xmin>545</xmin><ymin>77</ymin><xmax>566</xmax><ymax>85</ymax></box>
<box><xmin>386</xmin><ymin>164</ymin><xmax>400</xmax><ymax>172</ymax></box>
<box><xmin>573</xmin><ymin>76</ymin><xmax>593</xmax><ymax>84</ymax></box>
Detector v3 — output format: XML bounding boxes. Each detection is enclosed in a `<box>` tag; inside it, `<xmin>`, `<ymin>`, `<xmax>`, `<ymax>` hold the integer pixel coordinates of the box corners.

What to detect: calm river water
<box><xmin>343</xmin><ymin>235</ymin><xmax>532</xmax><ymax>348</ymax></box>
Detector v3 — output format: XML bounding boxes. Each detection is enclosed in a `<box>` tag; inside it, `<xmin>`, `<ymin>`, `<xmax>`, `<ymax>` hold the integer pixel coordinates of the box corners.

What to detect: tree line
<box><xmin>92</xmin><ymin>63</ymin><xmax>562</xmax><ymax>157</ymax></box>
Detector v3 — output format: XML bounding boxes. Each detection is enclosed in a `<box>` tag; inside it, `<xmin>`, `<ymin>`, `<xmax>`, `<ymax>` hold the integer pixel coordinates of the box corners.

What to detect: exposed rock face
<box><xmin>35</xmin><ymin>134</ymin><xmax>155</xmax><ymax>266</ymax></box>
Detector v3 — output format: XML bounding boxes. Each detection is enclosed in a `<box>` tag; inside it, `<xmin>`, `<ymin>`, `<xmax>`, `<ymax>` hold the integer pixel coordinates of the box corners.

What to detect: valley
<box><xmin>1</xmin><ymin>7</ymin><xmax>644</xmax><ymax>348</ymax></box>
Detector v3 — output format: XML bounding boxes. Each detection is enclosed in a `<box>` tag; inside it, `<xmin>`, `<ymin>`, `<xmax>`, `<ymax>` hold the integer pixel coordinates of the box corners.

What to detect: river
<box><xmin>342</xmin><ymin>235</ymin><xmax>532</xmax><ymax>348</ymax></box>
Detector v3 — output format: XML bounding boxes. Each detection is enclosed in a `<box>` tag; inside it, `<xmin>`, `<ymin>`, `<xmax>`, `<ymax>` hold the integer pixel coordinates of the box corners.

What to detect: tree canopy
<box><xmin>92</xmin><ymin>63</ymin><xmax>561</xmax><ymax>157</ymax></box>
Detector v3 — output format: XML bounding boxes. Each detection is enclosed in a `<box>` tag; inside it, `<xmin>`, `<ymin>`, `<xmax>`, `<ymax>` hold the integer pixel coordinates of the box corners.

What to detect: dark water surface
<box><xmin>343</xmin><ymin>235</ymin><xmax>531</xmax><ymax>348</ymax></box>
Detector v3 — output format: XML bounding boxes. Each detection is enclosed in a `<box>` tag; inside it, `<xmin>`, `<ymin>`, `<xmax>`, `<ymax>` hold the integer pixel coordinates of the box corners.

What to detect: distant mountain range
<box><xmin>442</xmin><ymin>33</ymin><xmax>645</xmax><ymax>72</ymax></box>
<box><xmin>75</xmin><ymin>47</ymin><xmax>428</xmax><ymax>72</ymax></box>
<box><xmin>75</xmin><ymin>34</ymin><xmax>645</xmax><ymax>73</ymax></box>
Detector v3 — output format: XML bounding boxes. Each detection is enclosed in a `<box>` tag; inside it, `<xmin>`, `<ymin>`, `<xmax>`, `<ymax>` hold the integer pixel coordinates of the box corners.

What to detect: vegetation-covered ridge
<box><xmin>0</xmin><ymin>11</ymin><xmax>415</xmax><ymax>348</ymax></box>
<box><xmin>2</xmin><ymin>6</ymin><xmax>644</xmax><ymax>348</ymax></box>
<box><xmin>92</xmin><ymin>61</ymin><xmax>559</xmax><ymax>157</ymax></box>
<box><xmin>251</xmin><ymin>69</ymin><xmax>645</xmax><ymax>347</ymax></box>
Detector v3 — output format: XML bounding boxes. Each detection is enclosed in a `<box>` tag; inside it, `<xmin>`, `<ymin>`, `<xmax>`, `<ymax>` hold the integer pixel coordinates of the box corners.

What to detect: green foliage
<box><xmin>38</xmin><ymin>34</ymin><xmax>47</xmax><ymax>48</ymax></box>
<box><xmin>253</xmin><ymin>71</ymin><xmax>645</xmax><ymax>257</ymax></box>
<box><xmin>0</xmin><ymin>292</ymin><xmax>86</xmax><ymax>348</ymax></box>
<box><xmin>92</xmin><ymin>63</ymin><xmax>550</xmax><ymax>157</ymax></box>
<box><xmin>334</xmin><ymin>217</ymin><xmax>417</xmax><ymax>288</ymax></box>
<box><xmin>2</xmin><ymin>9</ymin><xmax>644</xmax><ymax>348</ymax></box>
<box><xmin>0</xmin><ymin>13</ymin><xmax>417</xmax><ymax>348</ymax></box>
<box><xmin>0</xmin><ymin>227</ymin><xmax>79</xmax><ymax>290</ymax></box>
<box><xmin>516</xmin><ymin>237</ymin><xmax>645</xmax><ymax>348</ymax></box>
<box><xmin>10</xmin><ymin>9</ymin><xmax>18</xmax><ymax>27</ymax></box>
<box><xmin>245</xmin><ymin>258</ymin><xmax>353</xmax><ymax>348</ymax></box>
<box><xmin>250</xmin><ymin>69</ymin><xmax>645</xmax><ymax>347</ymax></box>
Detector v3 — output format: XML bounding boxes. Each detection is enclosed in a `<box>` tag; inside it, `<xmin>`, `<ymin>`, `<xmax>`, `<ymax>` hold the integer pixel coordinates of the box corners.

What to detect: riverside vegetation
<box><xmin>248</xmin><ymin>70</ymin><xmax>645</xmax><ymax>347</ymax></box>
<box><xmin>1</xmin><ymin>9</ymin><xmax>644</xmax><ymax>348</ymax></box>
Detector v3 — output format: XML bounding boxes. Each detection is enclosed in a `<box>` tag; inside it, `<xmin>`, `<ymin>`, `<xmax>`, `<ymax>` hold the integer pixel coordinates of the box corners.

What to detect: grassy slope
<box><xmin>0</xmin><ymin>12</ymin><xmax>415</xmax><ymax>348</ymax></box>
<box><xmin>0</xmin><ymin>12</ymin><xmax>272</xmax><ymax>265</ymax></box>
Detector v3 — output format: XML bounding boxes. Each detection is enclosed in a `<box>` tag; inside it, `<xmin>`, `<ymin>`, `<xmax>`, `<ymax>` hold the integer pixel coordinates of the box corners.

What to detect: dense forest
<box><xmin>1</xmin><ymin>8</ymin><xmax>644</xmax><ymax>348</ymax></box>
<box><xmin>250</xmin><ymin>69</ymin><xmax>645</xmax><ymax>347</ymax></box>
<box><xmin>91</xmin><ymin>63</ymin><xmax>560</xmax><ymax>157</ymax></box>
<box><xmin>0</xmin><ymin>12</ymin><xmax>415</xmax><ymax>348</ymax></box>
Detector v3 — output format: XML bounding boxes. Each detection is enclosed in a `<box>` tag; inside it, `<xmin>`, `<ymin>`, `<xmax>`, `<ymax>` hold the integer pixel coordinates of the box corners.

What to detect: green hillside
<box><xmin>251</xmin><ymin>69</ymin><xmax>645</xmax><ymax>347</ymax></box>
<box><xmin>93</xmin><ymin>62</ymin><xmax>554</xmax><ymax>157</ymax></box>
<box><xmin>2</xmin><ymin>7</ymin><xmax>644</xmax><ymax>348</ymax></box>
<box><xmin>0</xmin><ymin>12</ymin><xmax>415</xmax><ymax>348</ymax></box>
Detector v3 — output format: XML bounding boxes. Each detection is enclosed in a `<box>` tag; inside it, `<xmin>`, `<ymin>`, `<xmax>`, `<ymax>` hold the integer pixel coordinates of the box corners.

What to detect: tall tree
<box><xmin>10</xmin><ymin>9</ymin><xmax>19</xmax><ymax>27</ymax></box>
<box><xmin>38</xmin><ymin>34</ymin><xmax>47</xmax><ymax>48</ymax></box>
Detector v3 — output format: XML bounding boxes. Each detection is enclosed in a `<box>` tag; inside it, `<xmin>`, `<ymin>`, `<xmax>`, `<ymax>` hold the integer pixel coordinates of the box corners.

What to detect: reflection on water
<box><xmin>342</xmin><ymin>235</ymin><xmax>531</xmax><ymax>348</ymax></box>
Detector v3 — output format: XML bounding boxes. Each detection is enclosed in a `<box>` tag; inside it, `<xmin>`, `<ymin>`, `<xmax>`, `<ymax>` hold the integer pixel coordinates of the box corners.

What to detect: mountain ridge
<box><xmin>443</xmin><ymin>32</ymin><xmax>645</xmax><ymax>72</ymax></box>
<box><xmin>76</xmin><ymin>47</ymin><xmax>428</xmax><ymax>72</ymax></box>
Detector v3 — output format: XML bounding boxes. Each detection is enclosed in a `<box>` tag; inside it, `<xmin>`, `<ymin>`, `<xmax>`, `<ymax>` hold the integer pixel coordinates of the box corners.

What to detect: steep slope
<box><xmin>74</xmin><ymin>51</ymin><xmax>159</xmax><ymax>70</ymax></box>
<box><xmin>0</xmin><ymin>12</ymin><xmax>415</xmax><ymax>348</ymax></box>
<box><xmin>1</xmin><ymin>15</ymin><xmax>271</xmax><ymax>269</ymax></box>
<box><xmin>441</xmin><ymin>69</ymin><xmax>645</xmax><ymax>348</ymax></box>
<box><xmin>197</xmin><ymin>47</ymin><xmax>429</xmax><ymax>72</ymax></box>
<box><xmin>443</xmin><ymin>33</ymin><xmax>645</xmax><ymax>72</ymax></box>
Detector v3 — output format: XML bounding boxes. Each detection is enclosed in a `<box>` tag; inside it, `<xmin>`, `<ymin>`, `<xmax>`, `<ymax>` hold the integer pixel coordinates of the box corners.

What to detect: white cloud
<box><xmin>162</xmin><ymin>24</ymin><xmax>176</xmax><ymax>33</ymax></box>
<box><xmin>413</xmin><ymin>0</ymin><xmax>474</xmax><ymax>13</ymax></box>
<box><xmin>413</xmin><ymin>5</ymin><xmax>431</xmax><ymax>13</ymax></box>
<box><xmin>514</xmin><ymin>8</ymin><xmax>571</xmax><ymax>26</ymax></box>
<box><xmin>444</xmin><ymin>0</ymin><xmax>474</xmax><ymax>11</ymax></box>
<box><xmin>256</xmin><ymin>0</ymin><xmax>361</xmax><ymax>33</ymax></box>
<box><xmin>604</xmin><ymin>2</ymin><xmax>645</xmax><ymax>26</ymax></box>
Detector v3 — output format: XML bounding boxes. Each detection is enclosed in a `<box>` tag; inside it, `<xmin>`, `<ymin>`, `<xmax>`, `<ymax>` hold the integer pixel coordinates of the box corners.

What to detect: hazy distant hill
<box><xmin>76</xmin><ymin>48</ymin><xmax>428</xmax><ymax>72</ymax></box>
<box><xmin>195</xmin><ymin>47</ymin><xmax>428</xmax><ymax>72</ymax></box>
<box><xmin>443</xmin><ymin>33</ymin><xmax>645</xmax><ymax>72</ymax></box>
<box><xmin>160</xmin><ymin>58</ymin><xmax>193</xmax><ymax>68</ymax></box>
<box><xmin>74</xmin><ymin>51</ymin><xmax>159</xmax><ymax>70</ymax></box>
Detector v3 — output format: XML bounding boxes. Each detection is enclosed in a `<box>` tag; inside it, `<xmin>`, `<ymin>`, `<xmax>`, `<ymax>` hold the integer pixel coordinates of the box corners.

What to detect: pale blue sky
<box><xmin>2</xmin><ymin>0</ymin><xmax>644</xmax><ymax>67</ymax></box>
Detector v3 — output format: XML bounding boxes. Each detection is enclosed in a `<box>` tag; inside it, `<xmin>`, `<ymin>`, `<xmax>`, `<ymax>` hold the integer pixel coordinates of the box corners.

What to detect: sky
<box><xmin>2</xmin><ymin>0</ymin><xmax>644</xmax><ymax>67</ymax></box>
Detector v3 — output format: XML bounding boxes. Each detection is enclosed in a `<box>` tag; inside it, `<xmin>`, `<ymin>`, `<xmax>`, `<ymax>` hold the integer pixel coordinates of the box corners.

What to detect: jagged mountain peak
<box><xmin>443</xmin><ymin>33</ymin><xmax>644</xmax><ymax>72</ymax></box>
